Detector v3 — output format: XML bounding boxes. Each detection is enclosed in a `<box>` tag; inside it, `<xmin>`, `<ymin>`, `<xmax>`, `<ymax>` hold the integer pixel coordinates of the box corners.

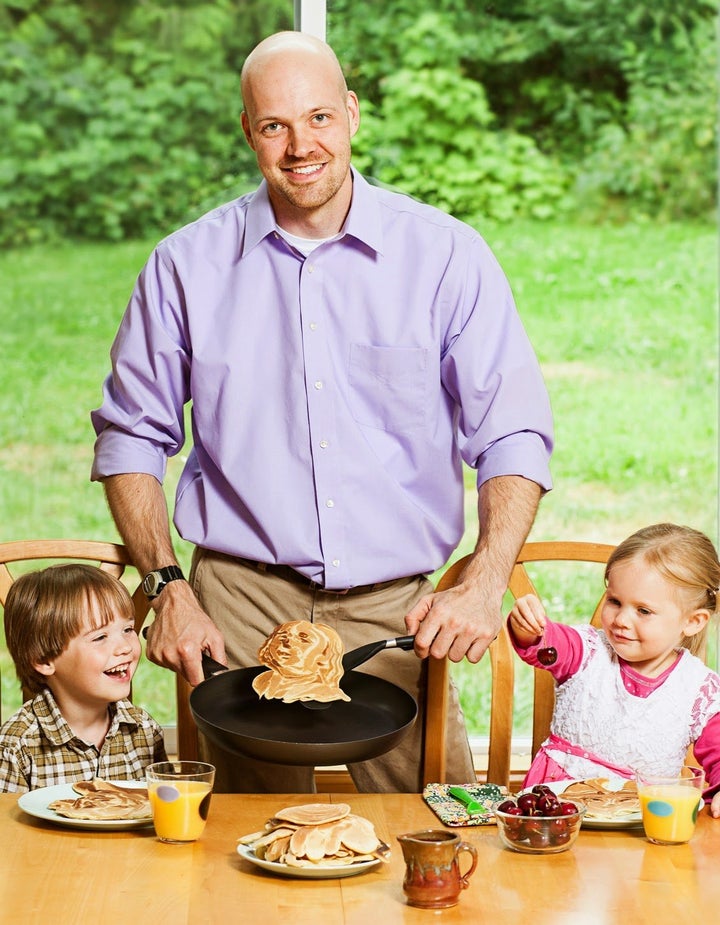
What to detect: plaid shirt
<box><xmin>0</xmin><ymin>688</ymin><xmax>168</xmax><ymax>793</ymax></box>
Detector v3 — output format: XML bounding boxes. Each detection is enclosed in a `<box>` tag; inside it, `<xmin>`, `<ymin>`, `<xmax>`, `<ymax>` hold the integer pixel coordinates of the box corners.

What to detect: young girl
<box><xmin>508</xmin><ymin>523</ymin><xmax>720</xmax><ymax>817</ymax></box>
<box><xmin>0</xmin><ymin>563</ymin><xmax>167</xmax><ymax>792</ymax></box>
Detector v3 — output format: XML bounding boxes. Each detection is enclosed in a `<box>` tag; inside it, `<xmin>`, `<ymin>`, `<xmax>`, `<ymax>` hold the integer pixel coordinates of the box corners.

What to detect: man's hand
<box><xmin>102</xmin><ymin>473</ymin><xmax>227</xmax><ymax>686</ymax></box>
<box><xmin>144</xmin><ymin>580</ymin><xmax>227</xmax><ymax>687</ymax></box>
<box><xmin>405</xmin><ymin>579</ymin><xmax>503</xmax><ymax>664</ymax></box>
<box><xmin>406</xmin><ymin>475</ymin><xmax>544</xmax><ymax>664</ymax></box>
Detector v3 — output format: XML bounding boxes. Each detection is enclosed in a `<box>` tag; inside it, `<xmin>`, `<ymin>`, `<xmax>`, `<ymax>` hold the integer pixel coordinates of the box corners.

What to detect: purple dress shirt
<box><xmin>91</xmin><ymin>169</ymin><xmax>553</xmax><ymax>589</ymax></box>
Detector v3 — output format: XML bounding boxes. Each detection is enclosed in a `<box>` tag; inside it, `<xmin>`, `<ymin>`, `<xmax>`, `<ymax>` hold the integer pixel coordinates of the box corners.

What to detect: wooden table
<box><xmin>2</xmin><ymin>791</ymin><xmax>719</xmax><ymax>924</ymax></box>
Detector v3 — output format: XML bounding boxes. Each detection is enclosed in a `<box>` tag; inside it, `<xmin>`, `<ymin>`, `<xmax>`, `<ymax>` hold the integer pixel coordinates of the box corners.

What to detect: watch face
<box><xmin>143</xmin><ymin>573</ymin><xmax>161</xmax><ymax>595</ymax></box>
<box><xmin>143</xmin><ymin>566</ymin><xmax>183</xmax><ymax>598</ymax></box>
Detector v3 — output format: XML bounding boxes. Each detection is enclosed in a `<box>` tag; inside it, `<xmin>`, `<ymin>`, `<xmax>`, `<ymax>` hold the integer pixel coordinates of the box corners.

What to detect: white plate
<box><xmin>17</xmin><ymin>781</ymin><xmax>153</xmax><ymax>831</ymax></box>
<box><xmin>526</xmin><ymin>779</ymin><xmax>643</xmax><ymax>830</ymax></box>
<box><xmin>236</xmin><ymin>843</ymin><xmax>382</xmax><ymax>879</ymax></box>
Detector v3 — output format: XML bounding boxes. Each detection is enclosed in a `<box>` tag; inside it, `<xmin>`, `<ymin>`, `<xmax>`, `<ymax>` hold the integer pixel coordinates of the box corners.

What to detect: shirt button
<box><xmin>314</xmin><ymin>380</ymin><xmax>323</xmax><ymax>390</ymax></box>
<box><xmin>326</xmin><ymin>499</ymin><xmax>334</xmax><ymax>508</ymax></box>
<box><xmin>332</xmin><ymin>559</ymin><xmax>340</xmax><ymax>568</ymax></box>
<box><xmin>319</xmin><ymin>440</ymin><xmax>328</xmax><ymax>448</ymax></box>
<box><xmin>309</xmin><ymin>322</ymin><xmax>318</xmax><ymax>331</ymax></box>
<box><xmin>307</xmin><ymin>264</ymin><xmax>315</xmax><ymax>273</ymax></box>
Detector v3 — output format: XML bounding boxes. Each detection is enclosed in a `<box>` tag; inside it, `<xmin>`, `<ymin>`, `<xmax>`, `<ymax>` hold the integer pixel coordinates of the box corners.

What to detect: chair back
<box><xmin>0</xmin><ymin>539</ymin><xmax>150</xmax><ymax>707</ymax></box>
<box><xmin>508</xmin><ymin>541</ymin><xmax>615</xmax><ymax>758</ymax></box>
<box><xmin>430</xmin><ymin>559</ymin><xmax>515</xmax><ymax>787</ymax></box>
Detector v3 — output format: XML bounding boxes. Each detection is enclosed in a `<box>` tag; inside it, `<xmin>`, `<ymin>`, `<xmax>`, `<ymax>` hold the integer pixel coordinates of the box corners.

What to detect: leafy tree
<box><xmin>333</xmin><ymin>0</ymin><xmax>717</xmax><ymax>219</ymax></box>
<box><xmin>351</xmin><ymin>13</ymin><xmax>569</xmax><ymax>222</ymax></box>
<box><xmin>0</xmin><ymin>0</ymin><xmax>289</xmax><ymax>245</ymax></box>
<box><xmin>0</xmin><ymin>0</ymin><xmax>716</xmax><ymax>244</ymax></box>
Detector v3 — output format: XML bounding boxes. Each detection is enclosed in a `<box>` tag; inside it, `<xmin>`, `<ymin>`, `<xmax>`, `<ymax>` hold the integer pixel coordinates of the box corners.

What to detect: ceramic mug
<box><xmin>397</xmin><ymin>829</ymin><xmax>478</xmax><ymax>909</ymax></box>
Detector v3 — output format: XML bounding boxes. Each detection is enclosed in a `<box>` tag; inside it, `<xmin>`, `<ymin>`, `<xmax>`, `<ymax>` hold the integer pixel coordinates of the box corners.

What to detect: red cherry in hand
<box><xmin>538</xmin><ymin>646</ymin><xmax>557</xmax><ymax>666</ymax></box>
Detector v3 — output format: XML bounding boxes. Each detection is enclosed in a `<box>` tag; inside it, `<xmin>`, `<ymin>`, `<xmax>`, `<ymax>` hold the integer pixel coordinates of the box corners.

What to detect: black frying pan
<box><xmin>189</xmin><ymin>636</ymin><xmax>418</xmax><ymax>766</ymax></box>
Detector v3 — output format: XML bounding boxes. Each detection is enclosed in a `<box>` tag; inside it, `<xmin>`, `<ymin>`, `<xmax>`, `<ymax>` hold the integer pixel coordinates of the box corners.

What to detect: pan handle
<box><xmin>201</xmin><ymin>652</ymin><xmax>230</xmax><ymax>679</ymax></box>
<box><xmin>341</xmin><ymin>635</ymin><xmax>416</xmax><ymax>672</ymax></box>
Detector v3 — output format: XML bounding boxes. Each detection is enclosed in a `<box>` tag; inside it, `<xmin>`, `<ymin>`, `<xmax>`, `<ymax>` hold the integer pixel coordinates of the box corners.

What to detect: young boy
<box><xmin>0</xmin><ymin>563</ymin><xmax>167</xmax><ymax>792</ymax></box>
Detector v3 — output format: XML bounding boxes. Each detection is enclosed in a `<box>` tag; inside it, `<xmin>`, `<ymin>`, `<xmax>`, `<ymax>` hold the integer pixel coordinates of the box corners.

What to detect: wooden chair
<box><xmin>508</xmin><ymin>541</ymin><xmax>615</xmax><ymax>759</ymax></box>
<box><xmin>430</xmin><ymin>541</ymin><xmax>616</xmax><ymax>789</ymax></box>
<box><xmin>0</xmin><ymin>539</ymin><xmax>151</xmax><ymax>708</ymax></box>
<box><xmin>427</xmin><ymin>559</ymin><xmax>515</xmax><ymax>787</ymax></box>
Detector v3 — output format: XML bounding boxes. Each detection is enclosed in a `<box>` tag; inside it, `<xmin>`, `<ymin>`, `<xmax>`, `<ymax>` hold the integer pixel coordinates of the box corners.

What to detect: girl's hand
<box><xmin>710</xmin><ymin>791</ymin><xmax>720</xmax><ymax>818</ymax></box>
<box><xmin>508</xmin><ymin>594</ymin><xmax>547</xmax><ymax>645</ymax></box>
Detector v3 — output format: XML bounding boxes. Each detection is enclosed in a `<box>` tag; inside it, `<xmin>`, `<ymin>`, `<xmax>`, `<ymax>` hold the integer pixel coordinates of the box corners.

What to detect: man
<box><xmin>91</xmin><ymin>31</ymin><xmax>553</xmax><ymax>792</ymax></box>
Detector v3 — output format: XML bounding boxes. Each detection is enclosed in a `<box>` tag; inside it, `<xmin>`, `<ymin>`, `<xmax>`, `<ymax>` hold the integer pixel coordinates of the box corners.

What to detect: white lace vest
<box><xmin>545</xmin><ymin>627</ymin><xmax>720</xmax><ymax>779</ymax></box>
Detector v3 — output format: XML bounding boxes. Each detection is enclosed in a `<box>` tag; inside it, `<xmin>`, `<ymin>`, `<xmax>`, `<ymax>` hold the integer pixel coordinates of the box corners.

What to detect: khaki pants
<box><xmin>191</xmin><ymin>548</ymin><xmax>475</xmax><ymax>793</ymax></box>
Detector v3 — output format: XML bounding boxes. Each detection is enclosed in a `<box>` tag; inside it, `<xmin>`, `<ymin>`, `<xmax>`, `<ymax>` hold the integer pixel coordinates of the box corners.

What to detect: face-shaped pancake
<box><xmin>252</xmin><ymin>620</ymin><xmax>351</xmax><ymax>703</ymax></box>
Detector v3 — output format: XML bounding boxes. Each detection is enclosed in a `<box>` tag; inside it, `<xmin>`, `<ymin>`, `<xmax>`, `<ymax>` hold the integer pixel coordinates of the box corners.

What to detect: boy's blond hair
<box><xmin>4</xmin><ymin>564</ymin><xmax>136</xmax><ymax>696</ymax></box>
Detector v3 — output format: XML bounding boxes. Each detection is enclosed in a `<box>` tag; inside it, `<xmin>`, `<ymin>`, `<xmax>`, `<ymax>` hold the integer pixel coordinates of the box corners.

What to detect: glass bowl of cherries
<box><xmin>494</xmin><ymin>785</ymin><xmax>586</xmax><ymax>854</ymax></box>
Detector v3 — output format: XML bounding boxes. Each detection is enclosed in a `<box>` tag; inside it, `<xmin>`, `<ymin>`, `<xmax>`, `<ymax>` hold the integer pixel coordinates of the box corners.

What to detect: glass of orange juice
<box><xmin>146</xmin><ymin>761</ymin><xmax>215</xmax><ymax>844</ymax></box>
<box><xmin>636</xmin><ymin>766</ymin><xmax>704</xmax><ymax>845</ymax></box>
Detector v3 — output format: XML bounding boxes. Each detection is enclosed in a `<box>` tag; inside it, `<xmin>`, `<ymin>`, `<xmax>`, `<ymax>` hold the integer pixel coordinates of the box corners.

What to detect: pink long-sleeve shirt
<box><xmin>509</xmin><ymin>618</ymin><xmax>720</xmax><ymax>802</ymax></box>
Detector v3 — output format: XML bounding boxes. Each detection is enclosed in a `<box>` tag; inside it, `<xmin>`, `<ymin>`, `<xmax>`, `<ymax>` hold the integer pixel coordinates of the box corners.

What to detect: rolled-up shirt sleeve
<box><xmin>440</xmin><ymin>234</ymin><xmax>553</xmax><ymax>492</ymax></box>
<box><xmin>91</xmin><ymin>248</ymin><xmax>191</xmax><ymax>482</ymax></box>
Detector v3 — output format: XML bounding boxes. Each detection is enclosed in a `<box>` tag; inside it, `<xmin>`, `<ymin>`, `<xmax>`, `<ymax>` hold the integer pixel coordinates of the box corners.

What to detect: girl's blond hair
<box><xmin>4</xmin><ymin>564</ymin><xmax>135</xmax><ymax>696</ymax></box>
<box><xmin>605</xmin><ymin>523</ymin><xmax>720</xmax><ymax>656</ymax></box>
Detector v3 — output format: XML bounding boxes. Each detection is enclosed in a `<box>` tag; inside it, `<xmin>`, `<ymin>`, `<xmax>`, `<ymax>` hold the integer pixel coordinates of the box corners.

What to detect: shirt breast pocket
<box><xmin>348</xmin><ymin>344</ymin><xmax>429</xmax><ymax>433</ymax></box>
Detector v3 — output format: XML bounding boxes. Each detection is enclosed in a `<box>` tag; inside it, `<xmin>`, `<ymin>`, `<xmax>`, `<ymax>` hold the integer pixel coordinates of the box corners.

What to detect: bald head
<box><xmin>239</xmin><ymin>31</ymin><xmax>359</xmax><ymax>237</ymax></box>
<box><xmin>241</xmin><ymin>31</ymin><xmax>348</xmax><ymax>109</ymax></box>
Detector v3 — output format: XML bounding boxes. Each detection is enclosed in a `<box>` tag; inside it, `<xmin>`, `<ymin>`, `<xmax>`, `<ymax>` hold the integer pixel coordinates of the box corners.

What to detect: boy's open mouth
<box><xmin>105</xmin><ymin>663</ymin><xmax>131</xmax><ymax>679</ymax></box>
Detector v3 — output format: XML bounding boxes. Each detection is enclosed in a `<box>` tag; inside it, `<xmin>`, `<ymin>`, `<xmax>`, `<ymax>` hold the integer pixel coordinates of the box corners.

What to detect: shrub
<box><xmin>351</xmin><ymin>14</ymin><xmax>570</xmax><ymax>223</ymax></box>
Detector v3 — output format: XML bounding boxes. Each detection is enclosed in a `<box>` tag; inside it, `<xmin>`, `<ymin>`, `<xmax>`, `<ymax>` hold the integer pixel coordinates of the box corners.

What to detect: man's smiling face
<box><xmin>241</xmin><ymin>42</ymin><xmax>359</xmax><ymax>236</ymax></box>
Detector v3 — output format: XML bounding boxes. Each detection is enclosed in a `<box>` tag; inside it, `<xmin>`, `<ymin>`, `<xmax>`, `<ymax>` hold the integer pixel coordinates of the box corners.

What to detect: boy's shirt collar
<box><xmin>35</xmin><ymin>688</ymin><xmax>139</xmax><ymax>748</ymax></box>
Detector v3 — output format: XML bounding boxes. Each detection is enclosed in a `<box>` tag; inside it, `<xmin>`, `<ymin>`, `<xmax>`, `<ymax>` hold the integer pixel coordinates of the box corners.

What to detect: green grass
<box><xmin>1</xmin><ymin>221</ymin><xmax>717</xmax><ymax>736</ymax></box>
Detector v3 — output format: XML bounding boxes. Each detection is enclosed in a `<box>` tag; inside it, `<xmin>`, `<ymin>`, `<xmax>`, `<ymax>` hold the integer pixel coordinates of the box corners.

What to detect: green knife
<box><xmin>448</xmin><ymin>786</ymin><xmax>488</xmax><ymax>817</ymax></box>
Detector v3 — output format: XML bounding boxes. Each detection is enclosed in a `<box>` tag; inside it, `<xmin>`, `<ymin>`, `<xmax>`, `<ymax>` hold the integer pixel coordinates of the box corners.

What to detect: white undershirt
<box><xmin>276</xmin><ymin>227</ymin><xmax>341</xmax><ymax>257</ymax></box>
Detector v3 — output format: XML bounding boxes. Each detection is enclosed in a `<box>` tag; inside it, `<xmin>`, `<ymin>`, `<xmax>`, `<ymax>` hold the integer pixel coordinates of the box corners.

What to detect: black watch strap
<box><xmin>142</xmin><ymin>565</ymin><xmax>185</xmax><ymax>600</ymax></box>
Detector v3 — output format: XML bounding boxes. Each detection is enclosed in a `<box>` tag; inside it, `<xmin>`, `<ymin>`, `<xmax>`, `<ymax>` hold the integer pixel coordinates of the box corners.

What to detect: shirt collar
<box><xmin>111</xmin><ymin>699</ymin><xmax>140</xmax><ymax>729</ymax></box>
<box><xmin>35</xmin><ymin>688</ymin><xmax>76</xmax><ymax>746</ymax></box>
<box><xmin>242</xmin><ymin>167</ymin><xmax>384</xmax><ymax>257</ymax></box>
<box><xmin>243</xmin><ymin>181</ymin><xmax>278</xmax><ymax>254</ymax></box>
<box><xmin>34</xmin><ymin>689</ymin><xmax>139</xmax><ymax>746</ymax></box>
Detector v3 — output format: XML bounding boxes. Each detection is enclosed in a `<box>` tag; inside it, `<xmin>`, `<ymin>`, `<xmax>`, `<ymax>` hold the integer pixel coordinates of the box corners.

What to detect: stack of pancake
<box><xmin>48</xmin><ymin>778</ymin><xmax>150</xmax><ymax>821</ymax></box>
<box><xmin>238</xmin><ymin>802</ymin><xmax>389</xmax><ymax>868</ymax></box>
<box><xmin>559</xmin><ymin>778</ymin><xmax>640</xmax><ymax>821</ymax></box>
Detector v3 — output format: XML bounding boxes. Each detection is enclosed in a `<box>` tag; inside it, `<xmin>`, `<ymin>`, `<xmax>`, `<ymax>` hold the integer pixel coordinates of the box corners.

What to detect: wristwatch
<box><xmin>142</xmin><ymin>565</ymin><xmax>185</xmax><ymax>600</ymax></box>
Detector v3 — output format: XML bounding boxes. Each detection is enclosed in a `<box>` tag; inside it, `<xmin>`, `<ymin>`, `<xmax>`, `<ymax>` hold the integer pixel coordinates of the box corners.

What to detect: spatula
<box><xmin>447</xmin><ymin>786</ymin><xmax>488</xmax><ymax>818</ymax></box>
